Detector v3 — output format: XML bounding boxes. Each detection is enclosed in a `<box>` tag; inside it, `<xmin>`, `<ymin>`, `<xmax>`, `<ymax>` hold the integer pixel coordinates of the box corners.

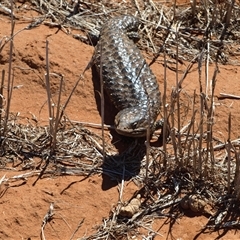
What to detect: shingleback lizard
<box><xmin>91</xmin><ymin>15</ymin><xmax>161</xmax><ymax>137</ymax></box>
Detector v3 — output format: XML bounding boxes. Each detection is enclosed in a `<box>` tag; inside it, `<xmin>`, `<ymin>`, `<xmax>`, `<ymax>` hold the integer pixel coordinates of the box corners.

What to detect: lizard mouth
<box><xmin>115</xmin><ymin>127</ymin><xmax>147</xmax><ymax>138</ymax></box>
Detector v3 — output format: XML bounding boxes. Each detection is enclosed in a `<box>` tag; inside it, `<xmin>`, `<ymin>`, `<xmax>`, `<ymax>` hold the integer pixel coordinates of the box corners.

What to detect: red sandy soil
<box><xmin>1</xmin><ymin>2</ymin><xmax>240</xmax><ymax>240</ymax></box>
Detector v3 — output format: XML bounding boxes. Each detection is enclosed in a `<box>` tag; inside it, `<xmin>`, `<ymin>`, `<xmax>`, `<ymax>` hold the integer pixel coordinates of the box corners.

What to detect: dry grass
<box><xmin>1</xmin><ymin>0</ymin><xmax>240</xmax><ymax>239</ymax></box>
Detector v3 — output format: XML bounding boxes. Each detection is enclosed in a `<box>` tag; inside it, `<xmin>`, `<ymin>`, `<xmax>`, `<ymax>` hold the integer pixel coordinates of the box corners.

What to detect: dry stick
<box><xmin>3</xmin><ymin>1</ymin><xmax>15</xmax><ymax>137</ymax></box>
<box><xmin>173</xmin><ymin>0</ymin><xmax>177</xmax><ymax>20</ymax></box>
<box><xmin>70</xmin><ymin>120</ymin><xmax>113</xmax><ymax>130</ymax></box>
<box><xmin>212</xmin><ymin>0</ymin><xmax>218</xmax><ymax>31</ymax></box>
<box><xmin>170</xmin><ymin>127</ymin><xmax>178</xmax><ymax>166</ymax></box>
<box><xmin>0</xmin><ymin>70</ymin><xmax>5</xmax><ymax>139</ymax></box>
<box><xmin>136</xmin><ymin>222</ymin><xmax>164</xmax><ymax>238</ymax></box>
<box><xmin>148</xmin><ymin>0</ymin><xmax>159</xmax><ymax>13</ymax></box>
<box><xmin>203</xmin><ymin>0</ymin><xmax>210</xmax><ymax>26</ymax></box>
<box><xmin>99</xmin><ymin>42</ymin><xmax>105</xmax><ymax>160</ymax></box>
<box><xmin>175</xmin><ymin>24</ymin><xmax>183</xmax><ymax>167</ymax></box>
<box><xmin>69</xmin><ymin>218</ymin><xmax>85</xmax><ymax>240</ymax></box>
<box><xmin>168</xmin><ymin>85</ymin><xmax>178</xmax><ymax>163</ymax></box>
<box><xmin>145</xmin><ymin>124</ymin><xmax>150</xmax><ymax>183</ymax></box>
<box><xmin>3</xmin><ymin>171</ymin><xmax>42</xmax><ymax>183</ymax></box>
<box><xmin>234</xmin><ymin>151</ymin><xmax>240</xmax><ymax>199</ymax></box>
<box><xmin>169</xmin><ymin>85</ymin><xmax>178</xmax><ymax>165</ymax></box>
<box><xmin>227</xmin><ymin>112</ymin><xmax>231</xmax><ymax>194</ymax></box>
<box><xmin>182</xmin><ymin>109</ymin><xmax>197</xmax><ymax>166</ymax></box>
<box><xmin>167</xmin><ymin>23</ymin><xmax>182</xmax><ymax>167</ymax></box>
<box><xmin>119</xmin><ymin>164</ymin><xmax>125</xmax><ymax>202</ymax></box>
<box><xmin>192</xmin><ymin>90</ymin><xmax>197</xmax><ymax>179</ymax></box>
<box><xmin>205</xmin><ymin>41</ymin><xmax>210</xmax><ymax>98</ymax></box>
<box><xmin>198</xmin><ymin>51</ymin><xmax>204</xmax><ymax>177</ymax></box>
<box><xmin>45</xmin><ymin>39</ymin><xmax>53</xmax><ymax>140</ymax></box>
<box><xmin>199</xmin><ymin>93</ymin><xmax>205</xmax><ymax>178</ymax></box>
<box><xmin>190</xmin><ymin>0</ymin><xmax>197</xmax><ymax>18</ymax></box>
<box><xmin>41</xmin><ymin>202</ymin><xmax>54</xmax><ymax>240</ymax></box>
<box><xmin>56</xmin><ymin>49</ymin><xmax>93</xmax><ymax>132</ymax></box>
<box><xmin>52</xmin><ymin>74</ymin><xmax>64</xmax><ymax>151</ymax></box>
<box><xmin>162</xmin><ymin>48</ymin><xmax>167</xmax><ymax>169</ymax></box>
<box><xmin>133</xmin><ymin>0</ymin><xmax>142</xmax><ymax>17</ymax></box>
<box><xmin>218</xmin><ymin>93</ymin><xmax>240</xmax><ymax>100</ymax></box>
<box><xmin>177</xmin><ymin>54</ymin><xmax>199</xmax><ymax>89</ymax></box>
<box><xmin>32</xmin><ymin>39</ymin><xmax>55</xmax><ymax>185</ymax></box>
<box><xmin>213</xmin><ymin>138</ymin><xmax>240</xmax><ymax>151</ymax></box>
<box><xmin>58</xmin><ymin>73</ymin><xmax>84</xmax><ymax>124</ymax></box>
<box><xmin>0</xmin><ymin>28</ymin><xmax>24</xmax><ymax>54</ymax></box>
<box><xmin>0</xmin><ymin>3</ymin><xmax>14</xmax><ymax>16</ymax></box>
<box><xmin>204</xmin><ymin>36</ymin><xmax>211</xmax><ymax>178</ymax></box>
<box><xmin>145</xmin><ymin>76</ymin><xmax>154</xmax><ymax>183</ymax></box>
<box><xmin>208</xmin><ymin>66</ymin><xmax>218</xmax><ymax>178</ymax></box>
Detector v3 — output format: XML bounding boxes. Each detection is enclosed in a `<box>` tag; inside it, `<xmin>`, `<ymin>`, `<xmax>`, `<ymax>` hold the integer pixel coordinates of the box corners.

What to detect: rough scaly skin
<box><xmin>92</xmin><ymin>15</ymin><xmax>161</xmax><ymax>137</ymax></box>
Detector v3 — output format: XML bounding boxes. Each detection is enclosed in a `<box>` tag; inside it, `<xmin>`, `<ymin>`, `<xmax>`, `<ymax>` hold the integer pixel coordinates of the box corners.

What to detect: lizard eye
<box><xmin>131</xmin><ymin>122</ymin><xmax>138</xmax><ymax>129</ymax></box>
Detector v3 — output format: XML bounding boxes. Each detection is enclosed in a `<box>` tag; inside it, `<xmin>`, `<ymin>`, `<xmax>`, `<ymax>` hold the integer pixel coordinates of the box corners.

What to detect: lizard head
<box><xmin>114</xmin><ymin>107</ymin><xmax>153</xmax><ymax>137</ymax></box>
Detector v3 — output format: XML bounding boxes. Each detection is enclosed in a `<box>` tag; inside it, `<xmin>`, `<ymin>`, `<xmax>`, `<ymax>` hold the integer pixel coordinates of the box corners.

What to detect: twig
<box><xmin>162</xmin><ymin>47</ymin><xmax>167</xmax><ymax>169</ymax></box>
<box><xmin>3</xmin><ymin>0</ymin><xmax>15</xmax><ymax>138</ymax></box>
<box><xmin>218</xmin><ymin>93</ymin><xmax>240</xmax><ymax>100</ymax></box>
<box><xmin>45</xmin><ymin>39</ymin><xmax>53</xmax><ymax>139</ymax></box>
<box><xmin>70</xmin><ymin>120</ymin><xmax>113</xmax><ymax>130</ymax></box>
<box><xmin>0</xmin><ymin>70</ymin><xmax>5</xmax><ymax>140</ymax></box>
<box><xmin>69</xmin><ymin>218</ymin><xmax>85</xmax><ymax>240</ymax></box>
<box><xmin>119</xmin><ymin>165</ymin><xmax>125</xmax><ymax>202</ymax></box>
<box><xmin>99</xmin><ymin>42</ymin><xmax>106</xmax><ymax>161</ymax></box>
<box><xmin>227</xmin><ymin>112</ymin><xmax>231</xmax><ymax>193</ymax></box>
<box><xmin>41</xmin><ymin>203</ymin><xmax>54</xmax><ymax>240</ymax></box>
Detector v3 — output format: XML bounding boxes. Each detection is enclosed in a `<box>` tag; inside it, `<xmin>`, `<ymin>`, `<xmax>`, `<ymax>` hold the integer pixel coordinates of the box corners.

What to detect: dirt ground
<box><xmin>1</xmin><ymin>1</ymin><xmax>240</xmax><ymax>240</ymax></box>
